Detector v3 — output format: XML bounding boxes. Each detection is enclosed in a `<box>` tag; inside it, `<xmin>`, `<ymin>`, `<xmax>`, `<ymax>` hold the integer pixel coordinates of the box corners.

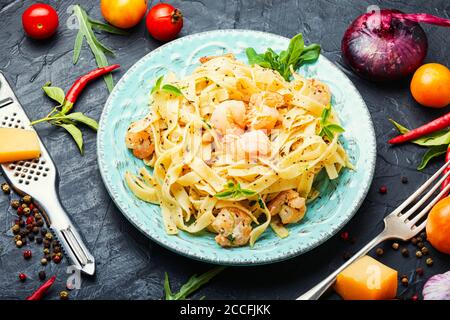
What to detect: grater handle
<box><xmin>40</xmin><ymin>193</ymin><xmax>95</xmax><ymax>275</ymax></box>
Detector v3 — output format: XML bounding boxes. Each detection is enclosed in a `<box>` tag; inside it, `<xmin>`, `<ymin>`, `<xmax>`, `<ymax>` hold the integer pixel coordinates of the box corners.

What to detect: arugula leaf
<box><xmin>161</xmin><ymin>84</ymin><xmax>183</xmax><ymax>96</ymax></box>
<box><xmin>418</xmin><ymin>145</ymin><xmax>448</xmax><ymax>170</ymax></box>
<box><xmin>73</xmin><ymin>5</ymin><xmax>114</xmax><ymax>92</ymax></box>
<box><xmin>151</xmin><ymin>76</ymin><xmax>164</xmax><ymax>94</ymax></box>
<box><xmin>164</xmin><ymin>267</ymin><xmax>225</xmax><ymax>300</ymax></box>
<box><xmin>42</xmin><ymin>84</ymin><xmax>65</xmax><ymax>105</ymax></box>
<box><xmin>59</xmin><ymin>123</ymin><xmax>83</xmax><ymax>154</ymax></box>
<box><xmin>245</xmin><ymin>33</ymin><xmax>320</xmax><ymax>81</ymax></box>
<box><xmin>88</xmin><ymin>17</ymin><xmax>129</xmax><ymax>35</ymax></box>
<box><xmin>214</xmin><ymin>181</ymin><xmax>256</xmax><ymax>199</ymax></box>
<box><xmin>73</xmin><ymin>30</ymin><xmax>84</xmax><ymax>65</ymax></box>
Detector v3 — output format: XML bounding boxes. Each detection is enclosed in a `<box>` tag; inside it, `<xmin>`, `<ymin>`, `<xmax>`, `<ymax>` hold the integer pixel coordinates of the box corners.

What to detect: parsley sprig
<box><xmin>319</xmin><ymin>105</ymin><xmax>344</xmax><ymax>141</ymax></box>
<box><xmin>214</xmin><ymin>181</ymin><xmax>256</xmax><ymax>199</ymax></box>
<box><xmin>151</xmin><ymin>76</ymin><xmax>183</xmax><ymax>96</ymax></box>
<box><xmin>246</xmin><ymin>33</ymin><xmax>321</xmax><ymax>81</ymax></box>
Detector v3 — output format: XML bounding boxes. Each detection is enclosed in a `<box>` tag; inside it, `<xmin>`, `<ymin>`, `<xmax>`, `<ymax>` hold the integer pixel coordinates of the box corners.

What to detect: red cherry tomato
<box><xmin>146</xmin><ymin>3</ymin><xmax>183</xmax><ymax>42</ymax></box>
<box><xmin>22</xmin><ymin>4</ymin><xmax>59</xmax><ymax>40</ymax></box>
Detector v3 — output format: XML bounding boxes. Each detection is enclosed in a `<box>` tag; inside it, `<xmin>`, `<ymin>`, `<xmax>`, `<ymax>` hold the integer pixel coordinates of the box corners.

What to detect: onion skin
<box><xmin>342</xmin><ymin>9</ymin><xmax>428</xmax><ymax>82</ymax></box>
<box><xmin>422</xmin><ymin>271</ymin><xmax>450</xmax><ymax>300</ymax></box>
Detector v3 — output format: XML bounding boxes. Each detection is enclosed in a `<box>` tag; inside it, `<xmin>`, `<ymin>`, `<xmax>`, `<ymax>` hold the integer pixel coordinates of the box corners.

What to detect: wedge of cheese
<box><xmin>0</xmin><ymin>128</ymin><xmax>41</xmax><ymax>163</ymax></box>
<box><xmin>335</xmin><ymin>255</ymin><xmax>398</xmax><ymax>300</ymax></box>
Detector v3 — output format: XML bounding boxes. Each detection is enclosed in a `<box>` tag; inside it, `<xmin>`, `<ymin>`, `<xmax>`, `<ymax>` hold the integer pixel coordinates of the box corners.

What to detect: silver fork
<box><xmin>297</xmin><ymin>160</ymin><xmax>450</xmax><ymax>300</ymax></box>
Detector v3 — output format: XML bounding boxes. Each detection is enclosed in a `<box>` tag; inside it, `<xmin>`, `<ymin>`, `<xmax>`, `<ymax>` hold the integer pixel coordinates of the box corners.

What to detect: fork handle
<box><xmin>296</xmin><ymin>230</ymin><xmax>391</xmax><ymax>300</ymax></box>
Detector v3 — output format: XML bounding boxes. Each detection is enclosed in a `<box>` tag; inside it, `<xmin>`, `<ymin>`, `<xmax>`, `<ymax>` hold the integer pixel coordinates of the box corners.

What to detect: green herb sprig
<box><xmin>151</xmin><ymin>76</ymin><xmax>183</xmax><ymax>96</ymax></box>
<box><xmin>164</xmin><ymin>267</ymin><xmax>225</xmax><ymax>300</ymax></box>
<box><xmin>319</xmin><ymin>105</ymin><xmax>345</xmax><ymax>141</ymax></box>
<box><xmin>389</xmin><ymin>119</ymin><xmax>450</xmax><ymax>170</ymax></box>
<box><xmin>72</xmin><ymin>5</ymin><xmax>127</xmax><ymax>92</ymax></box>
<box><xmin>214</xmin><ymin>181</ymin><xmax>256</xmax><ymax>199</ymax></box>
<box><xmin>246</xmin><ymin>33</ymin><xmax>321</xmax><ymax>81</ymax></box>
<box><xmin>31</xmin><ymin>82</ymin><xmax>98</xmax><ymax>154</ymax></box>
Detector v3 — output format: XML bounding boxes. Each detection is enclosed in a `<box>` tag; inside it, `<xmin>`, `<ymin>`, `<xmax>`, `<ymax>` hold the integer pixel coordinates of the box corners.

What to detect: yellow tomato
<box><xmin>426</xmin><ymin>197</ymin><xmax>450</xmax><ymax>254</ymax></box>
<box><xmin>100</xmin><ymin>0</ymin><xmax>148</xmax><ymax>29</ymax></box>
<box><xmin>410</xmin><ymin>63</ymin><xmax>450</xmax><ymax>108</ymax></box>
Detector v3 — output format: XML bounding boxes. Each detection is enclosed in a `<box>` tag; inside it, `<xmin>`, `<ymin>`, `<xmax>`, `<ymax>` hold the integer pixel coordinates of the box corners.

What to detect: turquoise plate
<box><xmin>98</xmin><ymin>30</ymin><xmax>376</xmax><ymax>265</ymax></box>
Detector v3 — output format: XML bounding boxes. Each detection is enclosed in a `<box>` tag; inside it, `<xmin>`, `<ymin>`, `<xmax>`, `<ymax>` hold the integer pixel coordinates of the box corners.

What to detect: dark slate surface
<box><xmin>0</xmin><ymin>0</ymin><xmax>449</xmax><ymax>300</ymax></box>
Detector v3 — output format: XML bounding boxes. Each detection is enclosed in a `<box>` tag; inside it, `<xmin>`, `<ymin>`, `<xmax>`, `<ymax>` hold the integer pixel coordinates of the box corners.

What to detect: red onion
<box><xmin>342</xmin><ymin>9</ymin><xmax>450</xmax><ymax>81</ymax></box>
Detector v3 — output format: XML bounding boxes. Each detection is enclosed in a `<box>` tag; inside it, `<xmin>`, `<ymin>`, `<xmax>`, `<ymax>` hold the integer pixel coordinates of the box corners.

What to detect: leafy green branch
<box><xmin>215</xmin><ymin>181</ymin><xmax>256</xmax><ymax>200</ymax></box>
<box><xmin>319</xmin><ymin>105</ymin><xmax>345</xmax><ymax>141</ymax></box>
<box><xmin>151</xmin><ymin>75</ymin><xmax>183</xmax><ymax>96</ymax></box>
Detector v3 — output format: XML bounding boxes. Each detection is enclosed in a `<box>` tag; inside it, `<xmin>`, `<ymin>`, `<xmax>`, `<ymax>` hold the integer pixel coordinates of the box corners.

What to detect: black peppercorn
<box><xmin>421</xmin><ymin>246</ymin><xmax>429</xmax><ymax>255</ymax></box>
<box><xmin>53</xmin><ymin>246</ymin><xmax>61</xmax><ymax>253</ymax></box>
<box><xmin>411</xmin><ymin>237</ymin><xmax>418</xmax><ymax>245</ymax></box>
<box><xmin>416</xmin><ymin>268</ymin><xmax>424</xmax><ymax>276</ymax></box>
<box><xmin>14</xmin><ymin>234</ymin><xmax>22</xmax><ymax>242</ymax></box>
<box><xmin>22</xmin><ymin>195</ymin><xmax>32</xmax><ymax>204</ymax></box>
<box><xmin>1</xmin><ymin>183</ymin><xmax>10</xmax><ymax>194</ymax></box>
<box><xmin>12</xmin><ymin>224</ymin><xmax>20</xmax><ymax>234</ymax></box>
<box><xmin>401</xmin><ymin>248</ymin><xmax>409</xmax><ymax>257</ymax></box>
<box><xmin>392</xmin><ymin>242</ymin><xmax>399</xmax><ymax>250</ymax></box>
<box><xmin>11</xmin><ymin>200</ymin><xmax>20</xmax><ymax>209</ymax></box>
<box><xmin>417</xmin><ymin>242</ymin><xmax>424</xmax><ymax>249</ymax></box>
<box><xmin>18</xmin><ymin>219</ymin><xmax>25</xmax><ymax>227</ymax></box>
<box><xmin>415</xmin><ymin>251</ymin><xmax>423</xmax><ymax>258</ymax></box>
<box><xmin>38</xmin><ymin>270</ymin><xmax>46</xmax><ymax>280</ymax></box>
<box><xmin>420</xmin><ymin>232</ymin><xmax>426</xmax><ymax>240</ymax></box>
<box><xmin>426</xmin><ymin>258</ymin><xmax>433</xmax><ymax>266</ymax></box>
<box><xmin>28</xmin><ymin>233</ymin><xmax>35</xmax><ymax>242</ymax></box>
<box><xmin>375</xmin><ymin>248</ymin><xmax>384</xmax><ymax>256</ymax></box>
<box><xmin>32</xmin><ymin>226</ymin><xmax>39</xmax><ymax>234</ymax></box>
<box><xmin>36</xmin><ymin>237</ymin><xmax>43</xmax><ymax>244</ymax></box>
<box><xmin>43</xmin><ymin>239</ymin><xmax>50</xmax><ymax>248</ymax></box>
<box><xmin>36</xmin><ymin>219</ymin><xmax>44</xmax><ymax>227</ymax></box>
<box><xmin>401</xmin><ymin>176</ymin><xmax>408</xmax><ymax>184</ymax></box>
<box><xmin>416</xmin><ymin>236</ymin><xmax>423</xmax><ymax>242</ymax></box>
<box><xmin>40</xmin><ymin>228</ymin><xmax>47</xmax><ymax>236</ymax></box>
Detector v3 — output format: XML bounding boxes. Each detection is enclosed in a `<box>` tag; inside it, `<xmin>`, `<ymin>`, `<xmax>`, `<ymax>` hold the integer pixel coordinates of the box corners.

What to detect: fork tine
<box><xmin>402</xmin><ymin>167</ymin><xmax>450</xmax><ymax>220</ymax></box>
<box><xmin>408</xmin><ymin>181</ymin><xmax>450</xmax><ymax>227</ymax></box>
<box><xmin>390</xmin><ymin>159</ymin><xmax>450</xmax><ymax>217</ymax></box>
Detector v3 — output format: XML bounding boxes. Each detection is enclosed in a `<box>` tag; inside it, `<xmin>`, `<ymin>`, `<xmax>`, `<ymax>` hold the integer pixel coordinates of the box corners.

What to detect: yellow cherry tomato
<box><xmin>410</xmin><ymin>63</ymin><xmax>450</xmax><ymax>108</ymax></box>
<box><xmin>100</xmin><ymin>0</ymin><xmax>148</xmax><ymax>29</ymax></box>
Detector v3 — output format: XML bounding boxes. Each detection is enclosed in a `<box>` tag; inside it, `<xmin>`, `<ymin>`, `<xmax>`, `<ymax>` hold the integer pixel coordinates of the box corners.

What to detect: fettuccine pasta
<box><xmin>124</xmin><ymin>54</ymin><xmax>351</xmax><ymax>247</ymax></box>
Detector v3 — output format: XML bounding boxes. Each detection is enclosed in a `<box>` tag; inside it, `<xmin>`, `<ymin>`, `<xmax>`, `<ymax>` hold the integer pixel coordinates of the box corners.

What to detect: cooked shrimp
<box><xmin>267</xmin><ymin>190</ymin><xmax>306</xmax><ymax>224</ymax></box>
<box><xmin>211</xmin><ymin>207</ymin><xmax>252</xmax><ymax>247</ymax></box>
<box><xmin>199</xmin><ymin>53</ymin><xmax>235</xmax><ymax>64</ymax></box>
<box><xmin>126</xmin><ymin>120</ymin><xmax>154</xmax><ymax>160</ymax></box>
<box><xmin>247</xmin><ymin>91</ymin><xmax>282</xmax><ymax>130</ymax></box>
<box><xmin>239</xmin><ymin>130</ymin><xmax>271</xmax><ymax>157</ymax></box>
<box><xmin>210</xmin><ymin>100</ymin><xmax>247</xmax><ymax>136</ymax></box>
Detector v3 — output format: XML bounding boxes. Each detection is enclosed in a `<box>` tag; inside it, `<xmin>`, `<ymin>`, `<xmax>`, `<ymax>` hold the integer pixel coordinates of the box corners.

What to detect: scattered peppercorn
<box><xmin>340</xmin><ymin>231</ymin><xmax>349</xmax><ymax>240</ymax></box>
<box><xmin>416</xmin><ymin>236</ymin><xmax>423</xmax><ymax>242</ymax></box>
<box><xmin>21</xmin><ymin>203</ymin><xmax>27</xmax><ymax>209</ymax></box>
<box><xmin>417</xmin><ymin>242</ymin><xmax>424</xmax><ymax>249</ymax></box>
<box><xmin>18</xmin><ymin>219</ymin><xmax>25</xmax><ymax>227</ymax></box>
<box><xmin>401</xmin><ymin>176</ymin><xmax>408</xmax><ymax>184</ymax></box>
<box><xmin>36</xmin><ymin>219</ymin><xmax>44</xmax><ymax>227</ymax></box>
<box><xmin>22</xmin><ymin>250</ymin><xmax>32</xmax><ymax>260</ymax></box>
<box><xmin>375</xmin><ymin>248</ymin><xmax>384</xmax><ymax>256</ymax></box>
<box><xmin>59</xmin><ymin>291</ymin><xmax>69</xmax><ymax>300</ymax></box>
<box><xmin>38</xmin><ymin>271</ymin><xmax>46</xmax><ymax>280</ymax></box>
<box><xmin>416</xmin><ymin>268</ymin><xmax>424</xmax><ymax>276</ymax></box>
<box><xmin>44</xmin><ymin>232</ymin><xmax>52</xmax><ymax>241</ymax></box>
<box><xmin>36</xmin><ymin>237</ymin><xmax>43</xmax><ymax>244</ymax></box>
<box><xmin>401</xmin><ymin>277</ymin><xmax>409</xmax><ymax>286</ymax></box>
<box><xmin>12</xmin><ymin>224</ymin><xmax>20</xmax><ymax>234</ymax></box>
<box><xmin>53</xmin><ymin>255</ymin><xmax>62</xmax><ymax>264</ymax></box>
<box><xmin>40</xmin><ymin>258</ymin><xmax>47</xmax><ymax>266</ymax></box>
<box><xmin>26</xmin><ymin>224</ymin><xmax>33</xmax><ymax>231</ymax></box>
<box><xmin>22</xmin><ymin>195</ymin><xmax>32</xmax><ymax>204</ymax></box>
<box><xmin>10</xmin><ymin>199</ymin><xmax>20</xmax><ymax>209</ymax></box>
<box><xmin>18</xmin><ymin>273</ymin><xmax>27</xmax><ymax>282</ymax></box>
<box><xmin>40</xmin><ymin>228</ymin><xmax>47</xmax><ymax>236</ymax></box>
<box><xmin>21</xmin><ymin>238</ymin><xmax>27</xmax><ymax>245</ymax></box>
<box><xmin>426</xmin><ymin>258</ymin><xmax>433</xmax><ymax>266</ymax></box>
<box><xmin>415</xmin><ymin>251</ymin><xmax>423</xmax><ymax>258</ymax></box>
<box><xmin>420</xmin><ymin>232</ymin><xmax>426</xmax><ymax>240</ymax></box>
<box><xmin>1</xmin><ymin>183</ymin><xmax>11</xmax><ymax>194</ymax></box>
<box><xmin>19</xmin><ymin>230</ymin><xmax>28</xmax><ymax>238</ymax></box>
<box><xmin>25</xmin><ymin>216</ymin><xmax>34</xmax><ymax>225</ymax></box>
<box><xmin>411</xmin><ymin>238</ymin><xmax>418</xmax><ymax>245</ymax></box>
<box><xmin>45</xmin><ymin>254</ymin><xmax>51</xmax><ymax>262</ymax></box>
<box><xmin>53</xmin><ymin>246</ymin><xmax>61</xmax><ymax>253</ymax></box>
<box><xmin>342</xmin><ymin>252</ymin><xmax>352</xmax><ymax>261</ymax></box>
<box><xmin>28</xmin><ymin>203</ymin><xmax>34</xmax><ymax>211</ymax></box>
<box><xmin>401</xmin><ymin>248</ymin><xmax>409</xmax><ymax>257</ymax></box>
<box><xmin>379</xmin><ymin>186</ymin><xmax>387</xmax><ymax>194</ymax></box>
<box><xmin>43</xmin><ymin>240</ymin><xmax>50</xmax><ymax>248</ymax></box>
<box><xmin>23</xmin><ymin>207</ymin><xmax>31</xmax><ymax>216</ymax></box>
<box><xmin>33</xmin><ymin>212</ymin><xmax>41</xmax><ymax>219</ymax></box>
<box><xmin>43</xmin><ymin>248</ymin><xmax>50</xmax><ymax>255</ymax></box>
<box><xmin>421</xmin><ymin>247</ymin><xmax>429</xmax><ymax>255</ymax></box>
<box><xmin>14</xmin><ymin>235</ymin><xmax>22</xmax><ymax>242</ymax></box>
<box><xmin>411</xmin><ymin>294</ymin><xmax>418</xmax><ymax>301</ymax></box>
<box><xmin>392</xmin><ymin>242</ymin><xmax>399</xmax><ymax>250</ymax></box>
<box><xmin>16</xmin><ymin>240</ymin><xmax>23</xmax><ymax>248</ymax></box>
<box><xmin>17</xmin><ymin>206</ymin><xmax>23</xmax><ymax>215</ymax></box>
<box><xmin>32</xmin><ymin>226</ymin><xmax>39</xmax><ymax>234</ymax></box>
<box><xmin>28</xmin><ymin>233</ymin><xmax>35</xmax><ymax>242</ymax></box>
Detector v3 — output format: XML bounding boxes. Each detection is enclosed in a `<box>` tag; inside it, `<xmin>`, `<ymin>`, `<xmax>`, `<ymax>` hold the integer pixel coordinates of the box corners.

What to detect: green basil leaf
<box><xmin>88</xmin><ymin>18</ymin><xmax>129</xmax><ymax>35</ymax></box>
<box><xmin>245</xmin><ymin>48</ymin><xmax>271</xmax><ymax>68</ymax></box>
<box><xmin>321</xmin><ymin>127</ymin><xmax>334</xmax><ymax>141</ymax></box>
<box><xmin>320</xmin><ymin>107</ymin><xmax>330</xmax><ymax>125</ymax></box>
<box><xmin>413</xmin><ymin>130</ymin><xmax>450</xmax><ymax>147</ymax></box>
<box><xmin>73</xmin><ymin>5</ymin><xmax>114</xmax><ymax>92</ymax></box>
<box><xmin>73</xmin><ymin>30</ymin><xmax>84</xmax><ymax>65</ymax></box>
<box><xmin>326</xmin><ymin>123</ymin><xmax>345</xmax><ymax>134</ymax></box>
<box><xmin>162</xmin><ymin>84</ymin><xmax>183</xmax><ymax>96</ymax></box>
<box><xmin>214</xmin><ymin>190</ymin><xmax>234</xmax><ymax>199</ymax></box>
<box><xmin>286</xmin><ymin>33</ymin><xmax>304</xmax><ymax>68</ymax></box>
<box><xmin>167</xmin><ymin>267</ymin><xmax>225</xmax><ymax>300</ymax></box>
<box><xmin>59</xmin><ymin>123</ymin><xmax>83</xmax><ymax>154</ymax></box>
<box><xmin>240</xmin><ymin>189</ymin><xmax>257</xmax><ymax>196</ymax></box>
<box><xmin>42</xmin><ymin>85</ymin><xmax>65</xmax><ymax>105</ymax></box>
<box><xmin>63</xmin><ymin>112</ymin><xmax>99</xmax><ymax>131</ymax></box>
<box><xmin>151</xmin><ymin>76</ymin><xmax>163</xmax><ymax>94</ymax></box>
<box><xmin>299</xmin><ymin>44</ymin><xmax>321</xmax><ymax>64</ymax></box>
<box><xmin>417</xmin><ymin>145</ymin><xmax>448</xmax><ymax>170</ymax></box>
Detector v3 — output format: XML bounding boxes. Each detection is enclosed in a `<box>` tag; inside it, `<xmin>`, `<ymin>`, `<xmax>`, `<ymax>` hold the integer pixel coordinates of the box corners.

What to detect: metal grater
<box><xmin>0</xmin><ymin>72</ymin><xmax>95</xmax><ymax>275</ymax></box>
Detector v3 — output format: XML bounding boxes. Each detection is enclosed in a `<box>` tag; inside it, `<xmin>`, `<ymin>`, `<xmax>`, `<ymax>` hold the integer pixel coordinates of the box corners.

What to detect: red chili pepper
<box><xmin>441</xmin><ymin>145</ymin><xmax>450</xmax><ymax>196</ymax></box>
<box><xmin>388</xmin><ymin>113</ymin><xmax>450</xmax><ymax>144</ymax></box>
<box><xmin>61</xmin><ymin>64</ymin><xmax>120</xmax><ymax>114</ymax></box>
<box><xmin>26</xmin><ymin>275</ymin><xmax>56</xmax><ymax>300</ymax></box>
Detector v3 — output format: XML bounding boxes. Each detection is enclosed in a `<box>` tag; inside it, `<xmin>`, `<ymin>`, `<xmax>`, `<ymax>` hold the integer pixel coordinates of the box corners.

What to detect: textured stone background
<box><xmin>0</xmin><ymin>0</ymin><xmax>449</xmax><ymax>300</ymax></box>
